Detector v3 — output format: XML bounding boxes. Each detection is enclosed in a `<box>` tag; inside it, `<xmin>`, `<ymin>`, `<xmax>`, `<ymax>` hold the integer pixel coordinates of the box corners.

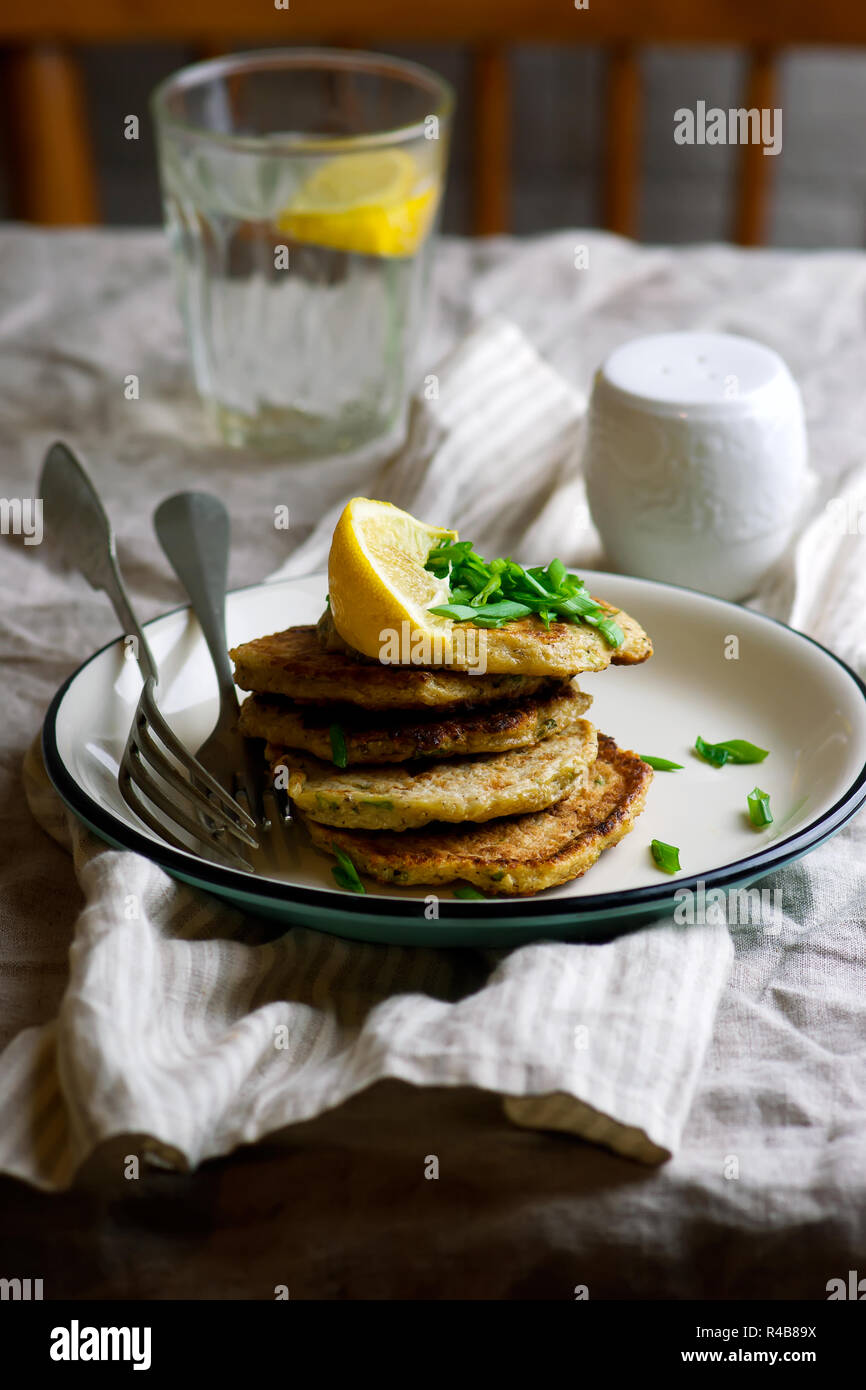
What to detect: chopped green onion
<box><xmin>429</xmin><ymin>599</ymin><xmax>534</xmax><ymax>624</ymax></box>
<box><xmin>521</xmin><ymin>568</ymin><xmax>553</xmax><ymax>599</ymax></box>
<box><xmin>427</xmin><ymin>602</ymin><xmax>483</xmax><ymax>621</ymax></box>
<box><xmin>554</xmin><ymin>591</ymin><xmax>598</xmax><ymax>617</ymax></box>
<box><xmin>424</xmin><ymin>540</ymin><xmax>624</xmax><ymax>647</ymax></box>
<box><xmin>695</xmin><ymin>735</ymin><xmax>731</xmax><ymax>768</ymax></box>
<box><xmin>331</xmin><ymin>847</ymin><xmax>365</xmax><ymax>894</ymax></box>
<box><xmin>747</xmin><ymin>786</ymin><xmax>773</xmax><ymax>827</ymax></box>
<box><xmin>468</xmin><ymin>599</ymin><xmax>535</xmax><ymax>622</ymax></box>
<box><xmin>458</xmin><ymin>569</ymin><xmax>488</xmax><ymax>596</ymax></box>
<box><xmin>547</xmin><ymin>557</ymin><xmax>568</xmax><ymax>591</ymax></box>
<box><xmin>454</xmin><ymin>885</ymin><xmax>486</xmax><ymax>900</ymax></box>
<box><xmin>640</xmin><ymin>755</ymin><xmax>684</xmax><ymax>771</ymax></box>
<box><xmin>696</xmin><ymin>735</ymin><xmax>769</xmax><ymax>767</ymax></box>
<box><xmin>651</xmin><ymin>839</ymin><xmax>681</xmax><ymax>874</ymax></box>
<box><xmin>471</xmin><ymin>576</ymin><xmax>501</xmax><ymax>606</ymax></box>
<box><xmin>592</xmin><ymin>615</ymin><xmax>625</xmax><ymax>646</ymax></box>
<box><xmin>715</xmin><ymin>739</ymin><xmax>769</xmax><ymax>764</ymax></box>
<box><xmin>329</xmin><ymin>723</ymin><xmax>348</xmax><ymax>769</ymax></box>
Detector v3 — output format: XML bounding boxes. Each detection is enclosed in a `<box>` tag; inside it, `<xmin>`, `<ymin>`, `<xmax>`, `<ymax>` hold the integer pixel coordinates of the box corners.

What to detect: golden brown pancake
<box><xmin>270</xmin><ymin>723</ymin><xmax>598</xmax><ymax>832</ymax></box>
<box><xmin>299</xmin><ymin>734</ymin><xmax>652</xmax><ymax>895</ymax></box>
<box><xmin>230</xmin><ymin>625</ymin><xmax>550</xmax><ymax>708</ymax></box>
<box><xmin>239</xmin><ymin>680</ymin><xmax>592</xmax><ymax>764</ymax></box>
<box><xmin>316</xmin><ymin>602</ymin><xmax>652</xmax><ymax>679</ymax></box>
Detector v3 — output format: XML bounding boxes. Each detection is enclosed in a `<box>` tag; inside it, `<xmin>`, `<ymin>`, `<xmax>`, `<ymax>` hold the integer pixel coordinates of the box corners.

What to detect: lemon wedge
<box><xmin>327</xmin><ymin>498</ymin><xmax>457</xmax><ymax>662</ymax></box>
<box><xmin>277</xmin><ymin>150</ymin><xmax>439</xmax><ymax>257</ymax></box>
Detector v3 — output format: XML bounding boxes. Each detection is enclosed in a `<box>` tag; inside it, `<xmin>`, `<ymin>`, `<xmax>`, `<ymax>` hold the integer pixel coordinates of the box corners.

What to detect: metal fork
<box><xmin>153</xmin><ymin>490</ymin><xmax>272</xmax><ymax>833</ymax></box>
<box><xmin>39</xmin><ymin>442</ymin><xmax>258</xmax><ymax>870</ymax></box>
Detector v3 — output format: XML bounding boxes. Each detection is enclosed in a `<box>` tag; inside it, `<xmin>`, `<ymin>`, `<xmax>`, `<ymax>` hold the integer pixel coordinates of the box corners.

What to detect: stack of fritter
<box><xmin>230</xmin><ymin>604</ymin><xmax>654</xmax><ymax>897</ymax></box>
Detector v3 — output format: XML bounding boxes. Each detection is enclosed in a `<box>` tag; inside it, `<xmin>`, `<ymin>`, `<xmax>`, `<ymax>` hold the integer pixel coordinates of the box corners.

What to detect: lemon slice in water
<box><xmin>277</xmin><ymin>150</ymin><xmax>439</xmax><ymax>257</ymax></box>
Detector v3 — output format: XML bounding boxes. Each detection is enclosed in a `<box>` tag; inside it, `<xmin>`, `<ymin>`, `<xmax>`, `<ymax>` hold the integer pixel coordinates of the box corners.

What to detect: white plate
<box><xmin>43</xmin><ymin>571</ymin><xmax>866</xmax><ymax>946</ymax></box>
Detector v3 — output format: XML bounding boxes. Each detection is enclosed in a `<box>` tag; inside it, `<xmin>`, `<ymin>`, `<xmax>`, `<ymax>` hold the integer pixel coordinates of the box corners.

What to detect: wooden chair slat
<box><xmin>0</xmin><ymin>6</ymin><xmax>858</xmax><ymax>241</ymax></box>
<box><xmin>473</xmin><ymin>44</ymin><xmax>510</xmax><ymax>235</ymax></box>
<box><xmin>733</xmin><ymin>46</ymin><xmax>777</xmax><ymax>246</ymax></box>
<box><xmin>3</xmin><ymin>46</ymin><xmax>99</xmax><ymax>224</ymax></box>
<box><xmin>195</xmin><ymin>41</ymin><xmax>230</xmax><ymax>62</ymax></box>
<box><xmin>602</xmin><ymin>43</ymin><xmax>641</xmax><ymax>238</ymax></box>
<box><xmin>3</xmin><ymin>1</ymin><xmax>866</xmax><ymax>46</ymax></box>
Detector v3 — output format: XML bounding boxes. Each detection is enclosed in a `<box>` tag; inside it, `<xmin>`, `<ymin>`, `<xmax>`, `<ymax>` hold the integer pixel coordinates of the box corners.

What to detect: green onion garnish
<box><xmin>548</xmin><ymin>557</ymin><xmax>568</xmax><ymax>591</ymax></box>
<box><xmin>329</xmin><ymin>723</ymin><xmax>348</xmax><ymax>769</ymax></box>
<box><xmin>429</xmin><ymin>599</ymin><xmax>533</xmax><ymax>625</ymax></box>
<box><xmin>640</xmin><ymin>755</ymin><xmax>684</xmax><ymax>771</ymax></box>
<box><xmin>454</xmin><ymin>885</ymin><xmax>486</xmax><ymax>900</ymax></box>
<box><xmin>651</xmin><ymin>839</ymin><xmax>681</xmax><ymax>874</ymax></box>
<box><xmin>695</xmin><ymin>736</ymin><xmax>769</xmax><ymax>768</ymax></box>
<box><xmin>747</xmin><ymin>786</ymin><xmax>773</xmax><ymax>827</ymax></box>
<box><xmin>695</xmin><ymin>735</ymin><xmax>731</xmax><ymax>767</ymax></box>
<box><xmin>331</xmin><ymin>848</ymin><xmax>365</xmax><ymax>894</ymax></box>
<box><xmin>425</xmin><ymin>542</ymin><xmax>624</xmax><ymax>648</ymax></box>
<box><xmin>716</xmin><ymin>739</ymin><xmax>769</xmax><ymax>763</ymax></box>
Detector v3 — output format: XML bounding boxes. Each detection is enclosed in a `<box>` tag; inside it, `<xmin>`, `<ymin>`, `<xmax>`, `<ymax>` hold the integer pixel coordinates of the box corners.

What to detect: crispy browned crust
<box><xmin>239</xmin><ymin>680</ymin><xmax>592</xmax><ymax>763</ymax></box>
<box><xmin>299</xmin><ymin>734</ymin><xmax>653</xmax><ymax>895</ymax></box>
<box><xmin>230</xmin><ymin>625</ymin><xmax>550</xmax><ymax>708</ymax></box>
<box><xmin>317</xmin><ymin>601</ymin><xmax>652</xmax><ymax>678</ymax></box>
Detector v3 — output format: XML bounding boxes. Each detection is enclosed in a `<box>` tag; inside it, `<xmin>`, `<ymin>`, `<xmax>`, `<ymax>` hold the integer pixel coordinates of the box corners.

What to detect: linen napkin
<box><xmin>4</xmin><ymin>318</ymin><xmax>742</xmax><ymax>1191</ymax></box>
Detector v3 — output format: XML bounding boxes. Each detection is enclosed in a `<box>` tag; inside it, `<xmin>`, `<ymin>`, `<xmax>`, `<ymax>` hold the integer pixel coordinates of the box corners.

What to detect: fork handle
<box><xmin>40</xmin><ymin>441</ymin><xmax>159</xmax><ymax>685</ymax></box>
<box><xmin>153</xmin><ymin>492</ymin><xmax>237</xmax><ymax>709</ymax></box>
<box><xmin>101</xmin><ymin>556</ymin><xmax>161</xmax><ymax>686</ymax></box>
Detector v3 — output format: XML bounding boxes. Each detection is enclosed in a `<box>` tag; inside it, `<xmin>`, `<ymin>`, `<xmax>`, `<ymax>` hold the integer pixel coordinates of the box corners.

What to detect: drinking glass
<box><xmin>152</xmin><ymin>49</ymin><xmax>453</xmax><ymax>455</ymax></box>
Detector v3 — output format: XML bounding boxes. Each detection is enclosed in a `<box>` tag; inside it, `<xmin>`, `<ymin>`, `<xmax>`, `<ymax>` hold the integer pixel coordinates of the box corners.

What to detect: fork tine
<box><xmin>141</xmin><ymin>681</ymin><xmax>257</xmax><ymax>834</ymax></box>
<box><xmin>134</xmin><ymin>719</ymin><xmax>259</xmax><ymax>851</ymax></box>
<box><xmin>134</xmin><ymin>709</ymin><xmax>259</xmax><ymax>849</ymax></box>
<box><xmin>120</xmin><ymin>769</ymin><xmax>254</xmax><ymax>873</ymax></box>
<box><xmin>234</xmin><ymin>744</ymin><xmax>272</xmax><ymax>832</ymax></box>
<box><xmin>120</xmin><ymin>745</ymin><xmax>254</xmax><ymax>871</ymax></box>
<box><xmin>249</xmin><ymin>789</ymin><xmax>299</xmax><ymax>877</ymax></box>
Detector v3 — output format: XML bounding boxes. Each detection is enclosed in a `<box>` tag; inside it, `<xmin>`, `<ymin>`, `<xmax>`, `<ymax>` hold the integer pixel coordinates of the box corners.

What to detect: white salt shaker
<box><xmin>583</xmin><ymin>331</ymin><xmax>809</xmax><ymax>601</ymax></box>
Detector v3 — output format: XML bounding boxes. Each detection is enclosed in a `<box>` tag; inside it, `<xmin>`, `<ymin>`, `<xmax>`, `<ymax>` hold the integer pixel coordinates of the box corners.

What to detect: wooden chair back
<box><xmin>2</xmin><ymin>0</ymin><xmax>866</xmax><ymax>242</ymax></box>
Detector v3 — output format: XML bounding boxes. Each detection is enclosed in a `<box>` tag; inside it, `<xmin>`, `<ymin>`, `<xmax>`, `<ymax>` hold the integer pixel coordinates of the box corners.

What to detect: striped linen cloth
<box><xmin>5</xmin><ymin>317</ymin><xmax>736</xmax><ymax>1190</ymax></box>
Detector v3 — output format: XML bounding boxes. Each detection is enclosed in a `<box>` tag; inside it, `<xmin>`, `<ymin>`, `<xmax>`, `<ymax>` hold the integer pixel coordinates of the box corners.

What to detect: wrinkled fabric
<box><xmin>0</xmin><ymin>228</ymin><xmax>863</xmax><ymax>1303</ymax></box>
<box><xmin>5</xmin><ymin>310</ymin><xmax>734</xmax><ymax>1186</ymax></box>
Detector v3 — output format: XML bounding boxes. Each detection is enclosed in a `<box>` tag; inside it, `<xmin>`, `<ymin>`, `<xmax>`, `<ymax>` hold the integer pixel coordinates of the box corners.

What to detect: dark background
<box><xmin>1</xmin><ymin>41</ymin><xmax>865</xmax><ymax>244</ymax></box>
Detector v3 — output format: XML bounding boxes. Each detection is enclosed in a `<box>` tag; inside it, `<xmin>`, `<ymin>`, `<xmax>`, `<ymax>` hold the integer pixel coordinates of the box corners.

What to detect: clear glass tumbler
<box><xmin>152</xmin><ymin>49</ymin><xmax>453</xmax><ymax>455</ymax></box>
